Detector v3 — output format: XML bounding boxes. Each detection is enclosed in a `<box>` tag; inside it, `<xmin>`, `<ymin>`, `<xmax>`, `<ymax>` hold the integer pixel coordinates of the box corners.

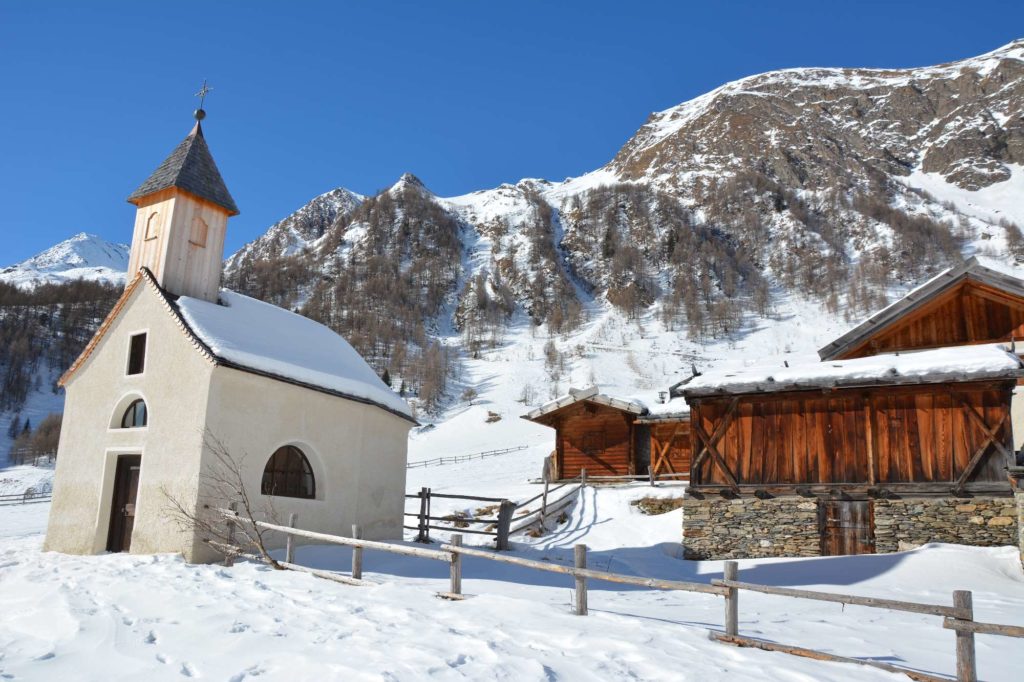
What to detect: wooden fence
<box><xmin>216</xmin><ymin>506</ymin><xmax>1023</xmax><ymax>682</ymax></box>
<box><xmin>406</xmin><ymin>445</ymin><xmax>529</xmax><ymax>469</ymax></box>
<box><xmin>0</xmin><ymin>490</ymin><xmax>52</xmax><ymax>506</ymax></box>
<box><xmin>404</xmin><ymin>473</ymin><xmax>586</xmax><ymax>549</ymax></box>
<box><xmin>8</xmin><ymin>448</ymin><xmax>56</xmax><ymax>467</ymax></box>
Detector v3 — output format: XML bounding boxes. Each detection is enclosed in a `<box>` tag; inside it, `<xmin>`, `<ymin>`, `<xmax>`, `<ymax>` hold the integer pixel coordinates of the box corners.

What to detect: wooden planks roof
<box><xmin>522</xmin><ymin>386</ymin><xmax>646</xmax><ymax>424</ymax></box>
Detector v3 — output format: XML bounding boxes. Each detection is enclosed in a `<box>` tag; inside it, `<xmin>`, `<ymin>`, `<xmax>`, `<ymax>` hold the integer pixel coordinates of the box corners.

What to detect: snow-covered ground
<box><xmin>1</xmin><ymin>462</ymin><xmax>1022</xmax><ymax>681</ymax></box>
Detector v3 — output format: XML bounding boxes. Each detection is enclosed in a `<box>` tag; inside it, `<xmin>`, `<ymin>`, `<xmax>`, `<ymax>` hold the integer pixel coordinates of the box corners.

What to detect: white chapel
<box><xmin>44</xmin><ymin>107</ymin><xmax>414</xmax><ymax>562</ymax></box>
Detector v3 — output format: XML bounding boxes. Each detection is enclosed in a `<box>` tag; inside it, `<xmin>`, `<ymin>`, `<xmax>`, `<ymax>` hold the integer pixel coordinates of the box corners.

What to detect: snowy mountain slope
<box><xmin>0</xmin><ymin>232</ymin><xmax>128</xmax><ymax>288</ymax></box>
<box><xmin>215</xmin><ymin>39</ymin><xmax>1024</xmax><ymax>429</ymax></box>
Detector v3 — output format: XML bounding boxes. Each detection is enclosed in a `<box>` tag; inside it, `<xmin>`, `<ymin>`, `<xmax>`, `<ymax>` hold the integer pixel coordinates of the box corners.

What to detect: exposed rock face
<box><xmin>612</xmin><ymin>40</ymin><xmax>1024</xmax><ymax>194</ymax></box>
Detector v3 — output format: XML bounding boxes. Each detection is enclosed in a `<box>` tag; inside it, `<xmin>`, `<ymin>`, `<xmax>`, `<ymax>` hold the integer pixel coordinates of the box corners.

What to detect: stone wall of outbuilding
<box><xmin>872</xmin><ymin>497</ymin><xmax>1018</xmax><ymax>552</ymax></box>
<box><xmin>681</xmin><ymin>494</ymin><xmax>1023</xmax><ymax>561</ymax></box>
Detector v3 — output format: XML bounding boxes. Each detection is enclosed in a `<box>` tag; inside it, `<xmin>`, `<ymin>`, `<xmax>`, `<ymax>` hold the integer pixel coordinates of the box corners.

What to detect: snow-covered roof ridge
<box><xmin>523</xmin><ymin>385</ymin><xmax>646</xmax><ymax>421</ymax></box>
<box><xmin>819</xmin><ymin>256</ymin><xmax>1024</xmax><ymax>361</ymax></box>
<box><xmin>679</xmin><ymin>344</ymin><xmax>1024</xmax><ymax>398</ymax></box>
<box><xmin>175</xmin><ymin>289</ymin><xmax>414</xmax><ymax>421</ymax></box>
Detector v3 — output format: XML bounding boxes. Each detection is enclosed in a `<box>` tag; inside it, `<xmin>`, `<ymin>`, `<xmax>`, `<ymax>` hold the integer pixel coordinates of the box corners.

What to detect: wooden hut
<box><xmin>522</xmin><ymin>387</ymin><xmax>691</xmax><ymax>480</ymax></box>
<box><xmin>677</xmin><ymin>345</ymin><xmax>1023</xmax><ymax>558</ymax></box>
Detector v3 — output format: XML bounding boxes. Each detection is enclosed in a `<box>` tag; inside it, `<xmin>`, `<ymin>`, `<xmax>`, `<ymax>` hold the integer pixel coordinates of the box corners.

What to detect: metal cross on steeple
<box><xmin>194</xmin><ymin>80</ymin><xmax>213</xmax><ymax>108</ymax></box>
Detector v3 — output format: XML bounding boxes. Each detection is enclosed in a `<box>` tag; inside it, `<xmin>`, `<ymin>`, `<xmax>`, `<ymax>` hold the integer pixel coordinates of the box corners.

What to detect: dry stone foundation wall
<box><xmin>682</xmin><ymin>494</ymin><xmax>1024</xmax><ymax>560</ymax></box>
<box><xmin>872</xmin><ymin>497</ymin><xmax>1018</xmax><ymax>552</ymax></box>
<box><xmin>681</xmin><ymin>496</ymin><xmax>821</xmax><ymax>560</ymax></box>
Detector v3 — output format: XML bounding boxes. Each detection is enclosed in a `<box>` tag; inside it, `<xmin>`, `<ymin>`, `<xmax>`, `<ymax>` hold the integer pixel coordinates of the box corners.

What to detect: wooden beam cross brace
<box><xmin>952</xmin><ymin>398</ymin><xmax>1011</xmax><ymax>493</ymax></box>
<box><xmin>691</xmin><ymin>399</ymin><xmax>740</xmax><ymax>491</ymax></box>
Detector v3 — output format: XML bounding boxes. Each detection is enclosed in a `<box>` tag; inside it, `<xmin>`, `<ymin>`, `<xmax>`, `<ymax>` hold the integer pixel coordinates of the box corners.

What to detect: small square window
<box><xmin>127</xmin><ymin>333</ymin><xmax>146</xmax><ymax>375</ymax></box>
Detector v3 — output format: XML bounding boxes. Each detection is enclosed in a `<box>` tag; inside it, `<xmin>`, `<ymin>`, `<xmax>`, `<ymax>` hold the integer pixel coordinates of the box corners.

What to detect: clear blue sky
<box><xmin>2</xmin><ymin>1</ymin><xmax>1022</xmax><ymax>262</ymax></box>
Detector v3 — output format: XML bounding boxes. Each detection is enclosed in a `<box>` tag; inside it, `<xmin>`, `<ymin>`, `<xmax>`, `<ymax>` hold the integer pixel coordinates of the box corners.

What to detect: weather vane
<box><xmin>193</xmin><ymin>80</ymin><xmax>212</xmax><ymax>121</ymax></box>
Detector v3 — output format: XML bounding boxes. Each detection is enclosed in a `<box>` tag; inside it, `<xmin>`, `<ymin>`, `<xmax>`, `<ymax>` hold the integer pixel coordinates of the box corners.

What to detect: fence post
<box><xmin>724</xmin><ymin>560</ymin><xmax>739</xmax><ymax>637</ymax></box>
<box><xmin>285</xmin><ymin>513</ymin><xmax>297</xmax><ymax>564</ymax></box>
<box><xmin>223</xmin><ymin>501</ymin><xmax>238</xmax><ymax>567</ymax></box>
<box><xmin>351</xmin><ymin>524</ymin><xmax>363</xmax><ymax>580</ymax></box>
<box><xmin>539</xmin><ymin>479</ymin><xmax>550</xmax><ymax>531</ymax></box>
<box><xmin>574</xmin><ymin>544</ymin><xmax>588</xmax><ymax>615</ymax></box>
<box><xmin>649</xmin><ymin>464</ymin><xmax>655</xmax><ymax>487</ymax></box>
<box><xmin>417</xmin><ymin>487</ymin><xmax>430</xmax><ymax>543</ymax></box>
<box><xmin>496</xmin><ymin>499</ymin><xmax>516</xmax><ymax>551</ymax></box>
<box><xmin>953</xmin><ymin>590</ymin><xmax>977</xmax><ymax>682</ymax></box>
<box><xmin>580</xmin><ymin>467</ymin><xmax>587</xmax><ymax>489</ymax></box>
<box><xmin>449</xmin><ymin>534</ymin><xmax>463</xmax><ymax>596</ymax></box>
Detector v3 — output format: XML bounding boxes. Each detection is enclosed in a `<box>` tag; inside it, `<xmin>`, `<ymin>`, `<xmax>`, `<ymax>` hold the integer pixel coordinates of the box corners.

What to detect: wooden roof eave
<box><xmin>818</xmin><ymin>257</ymin><xmax>1024</xmax><ymax>361</ymax></box>
<box><xmin>522</xmin><ymin>387</ymin><xmax>646</xmax><ymax>423</ymax></box>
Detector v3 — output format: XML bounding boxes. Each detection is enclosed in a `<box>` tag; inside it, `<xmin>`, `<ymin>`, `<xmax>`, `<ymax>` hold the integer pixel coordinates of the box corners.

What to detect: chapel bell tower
<box><xmin>125</xmin><ymin>89</ymin><xmax>238</xmax><ymax>303</ymax></box>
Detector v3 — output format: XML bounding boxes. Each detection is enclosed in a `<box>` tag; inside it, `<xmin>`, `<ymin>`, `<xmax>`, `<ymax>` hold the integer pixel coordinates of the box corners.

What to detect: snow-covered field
<box><xmin>1</xmin><ymin>459</ymin><xmax>1022</xmax><ymax>681</ymax></box>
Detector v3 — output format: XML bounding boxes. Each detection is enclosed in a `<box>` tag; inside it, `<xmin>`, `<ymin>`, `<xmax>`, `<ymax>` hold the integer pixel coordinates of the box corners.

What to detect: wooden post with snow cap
<box><xmin>953</xmin><ymin>590</ymin><xmax>977</xmax><ymax>682</ymax></box>
<box><xmin>574</xmin><ymin>544</ymin><xmax>588</xmax><ymax>615</ymax></box>
<box><xmin>724</xmin><ymin>560</ymin><xmax>739</xmax><ymax>637</ymax></box>
<box><xmin>351</xmin><ymin>524</ymin><xmax>363</xmax><ymax>580</ymax></box>
<box><xmin>449</xmin><ymin>534</ymin><xmax>463</xmax><ymax>596</ymax></box>
<box><xmin>285</xmin><ymin>513</ymin><xmax>298</xmax><ymax>564</ymax></box>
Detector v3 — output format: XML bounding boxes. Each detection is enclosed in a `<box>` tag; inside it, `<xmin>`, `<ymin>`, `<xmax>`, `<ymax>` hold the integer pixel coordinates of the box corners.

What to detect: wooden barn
<box><xmin>678</xmin><ymin>345</ymin><xmax>1023</xmax><ymax>558</ymax></box>
<box><xmin>522</xmin><ymin>386</ymin><xmax>691</xmax><ymax>480</ymax></box>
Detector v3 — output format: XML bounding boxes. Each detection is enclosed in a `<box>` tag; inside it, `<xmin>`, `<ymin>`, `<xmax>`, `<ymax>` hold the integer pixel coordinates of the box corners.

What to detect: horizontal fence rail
<box><xmin>406</xmin><ymin>445</ymin><xmax>529</xmax><ymax>469</ymax></box>
<box><xmin>214</xmin><ymin>504</ymin><xmax>1023</xmax><ymax>682</ymax></box>
<box><xmin>0</xmin><ymin>491</ymin><xmax>52</xmax><ymax>506</ymax></box>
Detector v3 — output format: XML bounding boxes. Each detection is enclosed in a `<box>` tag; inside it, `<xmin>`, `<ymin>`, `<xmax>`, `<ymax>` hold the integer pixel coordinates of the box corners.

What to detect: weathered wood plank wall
<box><xmin>690</xmin><ymin>381</ymin><xmax>1015</xmax><ymax>490</ymax></box>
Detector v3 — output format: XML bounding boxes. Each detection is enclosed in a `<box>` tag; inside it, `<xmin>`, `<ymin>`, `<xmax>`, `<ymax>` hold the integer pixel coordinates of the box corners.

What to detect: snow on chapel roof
<box><xmin>174</xmin><ymin>289</ymin><xmax>413</xmax><ymax>420</ymax></box>
<box><xmin>678</xmin><ymin>344</ymin><xmax>1023</xmax><ymax>398</ymax></box>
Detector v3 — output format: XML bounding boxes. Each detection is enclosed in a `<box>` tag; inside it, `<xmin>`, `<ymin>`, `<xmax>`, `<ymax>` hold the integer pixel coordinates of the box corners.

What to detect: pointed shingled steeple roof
<box><xmin>127</xmin><ymin>121</ymin><xmax>239</xmax><ymax>215</ymax></box>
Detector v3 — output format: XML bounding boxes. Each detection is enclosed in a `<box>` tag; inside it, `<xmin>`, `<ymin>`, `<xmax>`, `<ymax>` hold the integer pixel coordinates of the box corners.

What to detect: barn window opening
<box><xmin>120</xmin><ymin>399</ymin><xmax>148</xmax><ymax>428</ymax></box>
<box><xmin>262</xmin><ymin>446</ymin><xmax>315</xmax><ymax>499</ymax></box>
<box><xmin>144</xmin><ymin>211</ymin><xmax>160</xmax><ymax>240</ymax></box>
<box><xmin>127</xmin><ymin>333</ymin><xmax>146</xmax><ymax>375</ymax></box>
<box><xmin>190</xmin><ymin>216</ymin><xmax>208</xmax><ymax>247</ymax></box>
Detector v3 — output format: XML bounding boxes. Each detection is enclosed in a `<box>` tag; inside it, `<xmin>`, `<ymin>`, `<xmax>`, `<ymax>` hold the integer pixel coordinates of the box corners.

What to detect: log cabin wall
<box><xmin>554</xmin><ymin>401</ymin><xmax>636</xmax><ymax>478</ymax></box>
<box><xmin>690</xmin><ymin>380</ymin><xmax>1016</xmax><ymax>493</ymax></box>
<box><xmin>838</xmin><ymin>281</ymin><xmax>1024</xmax><ymax>359</ymax></box>
<box><xmin>648</xmin><ymin>420</ymin><xmax>692</xmax><ymax>477</ymax></box>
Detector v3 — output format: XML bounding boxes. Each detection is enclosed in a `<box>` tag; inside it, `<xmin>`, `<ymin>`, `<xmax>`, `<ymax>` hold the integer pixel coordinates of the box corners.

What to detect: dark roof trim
<box><xmin>127</xmin><ymin>121</ymin><xmax>239</xmax><ymax>215</ymax></box>
<box><xmin>818</xmin><ymin>257</ymin><xmax>1024</xmax><ymax>361</ymax></box>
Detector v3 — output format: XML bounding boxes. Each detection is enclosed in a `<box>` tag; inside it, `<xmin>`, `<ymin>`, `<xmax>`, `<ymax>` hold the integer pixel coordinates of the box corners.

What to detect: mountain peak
<box><xmin>392</xmin><ymin>172</ymin><xmax>429</xmax><ymax>193</ymax></box>
<box><xmin>0</xmin><ymin>233</ymin><xmax>129</xmax><ymax>289</ymax></box>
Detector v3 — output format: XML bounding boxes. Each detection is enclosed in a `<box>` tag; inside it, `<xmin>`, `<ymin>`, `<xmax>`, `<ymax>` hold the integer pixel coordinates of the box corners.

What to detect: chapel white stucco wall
<box><xmin>197</xmin><ymin>365</ymin><xmax>411</xmax><ymax>562</ymax></box>
<box><xmin>44</xmin><ymin>282</ymin><xmax>214</xmax><ymax>559</ymax></box>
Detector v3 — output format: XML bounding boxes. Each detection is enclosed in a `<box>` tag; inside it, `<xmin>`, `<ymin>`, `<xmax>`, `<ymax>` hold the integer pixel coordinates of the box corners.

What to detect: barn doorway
<box><xmin>107</xmin><ymin>455</ymin><xmax>141</xmax><ymax>552</ymax></box>
<box><xmin>819</xmin><ymin>500</ymin><xmax>875</xmax><ymax>555</ymax></box>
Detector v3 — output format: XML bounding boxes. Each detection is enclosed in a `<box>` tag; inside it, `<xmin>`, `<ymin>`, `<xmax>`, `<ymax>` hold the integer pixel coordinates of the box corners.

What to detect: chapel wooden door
<box><xmin>819</xmin><ymin>500</ymin><xmax>875</xmax><ymax>555</ymax></box>
<box><xmin>107</xmin><ymin>455</ymin><xmax>142</xmax><ymax>552</ymax></box>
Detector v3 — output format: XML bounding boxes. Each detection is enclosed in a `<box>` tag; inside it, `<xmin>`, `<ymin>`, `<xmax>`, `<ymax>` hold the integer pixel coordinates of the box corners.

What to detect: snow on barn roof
<box><xmin>523</xmin><ymin>386</ymin><xmax>646</xmax><ymax>422</ymax></box>
<box><xmin>174</xmin><ymin>289</ymin><xmax>413</xmax><ymax>420</ymax></box>
<box><xmin>818</xmin><ymin>256</ymin><xmax>1024</xmax><ymax>361</ymax></box>
<box><xmin>678</xmin><ymin>344</ymin><xmax>1023</xmax><ymax>398</ymax></box>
